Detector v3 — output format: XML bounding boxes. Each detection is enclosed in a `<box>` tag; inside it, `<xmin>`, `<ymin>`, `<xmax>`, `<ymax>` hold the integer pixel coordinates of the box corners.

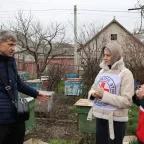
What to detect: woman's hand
<box><xmin>95</xmin><ymin>87</ymin><xmax>104</xmax><ymax>98</ymax></box>
<box><xmin>91</xmin><ymin>92</ymin><xmax>97</xmax><ymax>98</ymax></box>
<box><xmin>91</xmin><ymin>85</ymin><xmax>104</xmax><ymax>98</ymax></box>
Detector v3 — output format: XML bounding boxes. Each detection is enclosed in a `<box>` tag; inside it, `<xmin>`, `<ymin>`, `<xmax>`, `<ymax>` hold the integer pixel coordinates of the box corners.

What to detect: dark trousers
<box><xmin>0</xmin><ymin>122</ymin><xmax>25</xmax><ymax>144</ymax></box>
<box><xmin>138</xmin><ymin>139</ymin><xmax>144</xmax><ymax>144</ymax></box>
<box><xmin>96</xmin><ymin>118</ymin><xmax>126</xmax><ymax>144</ymax></box>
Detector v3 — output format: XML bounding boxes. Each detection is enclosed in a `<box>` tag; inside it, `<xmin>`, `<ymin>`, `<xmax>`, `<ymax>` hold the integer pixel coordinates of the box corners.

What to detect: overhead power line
<box><xmin>0</xmin><ymin>9</ymin><xmax>140</xmax><ymax>13</ymax></box>
<box><xmin>128</xmin><ymin>6</ymin><xmax>144</xmax><ymax>32</ymax></box>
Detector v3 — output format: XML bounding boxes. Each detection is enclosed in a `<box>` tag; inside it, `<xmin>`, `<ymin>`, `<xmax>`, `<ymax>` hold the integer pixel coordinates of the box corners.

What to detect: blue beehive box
<box><xmin>26</xmin><ymin>79</ymin><xmax>43</xmax><ymax>90</ymax></box>
<box><xmin>66</xmin><ymin>73</ymin><xmax>78</xmax><ymax>78</ymax></box>
<box><xmin>65</xmin><ymin>81</ymin><xmax>83</xmax><ymax>96</ymax></box>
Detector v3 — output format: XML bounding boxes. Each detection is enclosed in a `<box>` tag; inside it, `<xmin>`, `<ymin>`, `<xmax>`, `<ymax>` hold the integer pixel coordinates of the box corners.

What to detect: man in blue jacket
<box><xmin>0</xmin><ymin>30</ymin><xmax>50</xmax><ymax>144</ymax></box>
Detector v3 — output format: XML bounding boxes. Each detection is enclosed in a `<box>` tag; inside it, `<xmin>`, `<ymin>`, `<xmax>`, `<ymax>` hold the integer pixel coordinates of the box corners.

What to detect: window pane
<box><xmin>111</xmin><ymin>34</ymin><xmax>117</xmax><ymax>40</ymax></box>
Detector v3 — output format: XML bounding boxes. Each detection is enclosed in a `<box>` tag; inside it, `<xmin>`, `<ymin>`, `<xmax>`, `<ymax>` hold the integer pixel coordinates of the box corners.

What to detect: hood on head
<box><xmin>102</xmin><ymin>41</ymin><xmax>123</xmax><ymax>66</ymax></box>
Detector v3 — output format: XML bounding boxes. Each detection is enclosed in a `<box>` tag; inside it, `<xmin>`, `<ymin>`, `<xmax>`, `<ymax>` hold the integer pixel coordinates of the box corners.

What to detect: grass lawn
<box><xmin>57</xmin><ymin>81</ymin><xmax>65</xmax><ymax>92</ymax></box>
<box><xmin>126</xmin><ymin>104</ymin><xmax>139</xmax><ymax>135</ymax></box>
<box><xmin>48</xmin><ymin>139</ymin><xmax>75</xmax><ymax>144</ymax></box>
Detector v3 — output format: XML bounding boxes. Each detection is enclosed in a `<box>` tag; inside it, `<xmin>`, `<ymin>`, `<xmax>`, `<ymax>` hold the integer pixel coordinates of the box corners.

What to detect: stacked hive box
<box><xmin>74</xmin><ymin>99</ymin><xmax>96</xmax><ymax>133</ymax></box>
<box><xmin>18</xmin><ymin>71</ymin><xmax>30</xmax><ymax>81</ymax></box>
<box><xmin>65</xmin><ymin>74</ymin><xmax>83</xmax><ymax>96</ymax></box>
<box><xmin>26</xmin><ymin>79</ymin><xmax>43</xmax><ymax>90</ymax></box>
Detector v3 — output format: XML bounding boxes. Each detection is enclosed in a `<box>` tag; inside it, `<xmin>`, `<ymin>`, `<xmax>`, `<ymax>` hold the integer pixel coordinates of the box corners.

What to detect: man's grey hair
<box><xmin>0</xmin><ymin>30</ymin><xmax>17</xmax><ymax>42</ymax></box>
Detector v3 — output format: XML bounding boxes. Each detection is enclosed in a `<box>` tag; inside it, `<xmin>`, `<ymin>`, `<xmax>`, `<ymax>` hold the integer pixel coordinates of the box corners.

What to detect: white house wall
<box><xmin>78</xmin><ymin>21</ymin><xmax>143</xmax><ymax>72</ymax></box>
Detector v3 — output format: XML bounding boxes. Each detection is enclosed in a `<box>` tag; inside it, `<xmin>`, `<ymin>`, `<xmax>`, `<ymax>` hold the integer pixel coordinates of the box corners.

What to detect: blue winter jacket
<box><xmin>0</xmin><ymin>55</ymin><xmax>38</xmax><ymax>124</ymax></box>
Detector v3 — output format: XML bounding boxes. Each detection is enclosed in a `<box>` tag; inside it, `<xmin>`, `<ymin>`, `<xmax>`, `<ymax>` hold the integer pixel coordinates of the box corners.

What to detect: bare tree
<box><xmin>46</xmin><ymin>63</ymin><xmax>68</xmax><ymax>91</ymax></box>
<box><xmin>5</xmin><ymin>11</ymin><xmax>67</xmax><ymax>77</ymax></box>
<box><xmin>131</xmin><ymin>0</ymin><xmax>144</xmax><ymax>34</ymax></box>
<box><xmin>78</xmin><ymin>22</ymin><xmax>103</xmax><ymax>45</ymax></box>
<box><xmin>121</xmin><ymin>34</ymin><xmax>144</xmax><ymax>84</ymax></box>
<box><xmin>77</xmin><ymin>23</ymin><xmax>108</xmax><ymax>97</ymax></box>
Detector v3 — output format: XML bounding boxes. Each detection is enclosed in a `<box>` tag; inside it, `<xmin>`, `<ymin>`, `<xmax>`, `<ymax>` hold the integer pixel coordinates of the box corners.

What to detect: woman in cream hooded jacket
<box><xmin>88</xmin><ymin>42</ymin><xmax>134</xmax><ymax>144</ymax></box>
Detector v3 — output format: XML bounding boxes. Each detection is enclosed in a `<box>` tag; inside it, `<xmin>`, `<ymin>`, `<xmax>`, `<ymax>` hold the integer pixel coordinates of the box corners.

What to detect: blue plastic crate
<box><xmin>65</xmin><ymin>81</ymin><xmax>83</xmax><ymax>96</ymax></box>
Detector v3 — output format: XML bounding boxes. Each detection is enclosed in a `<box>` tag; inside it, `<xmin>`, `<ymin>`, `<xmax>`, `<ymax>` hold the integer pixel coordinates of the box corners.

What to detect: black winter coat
<box><xmin>133</xmin><ymin>94</ymin><xmax>144</xmax><ymax>108</ymax></box>
<box><xmin>0</xmin><ymin>55</ymin><xmax>38</xmax><ymax>124</ymax></box>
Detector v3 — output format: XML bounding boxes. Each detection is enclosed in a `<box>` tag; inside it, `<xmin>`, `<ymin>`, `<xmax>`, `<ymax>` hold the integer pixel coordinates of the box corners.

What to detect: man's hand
<box><xmin>141</xmin><ymin>84</ymin><xmax>144</xmax><ymax>89</ymax></box>
<box><xmin>136</xmin><ymin>88</ymin><xmax>144</xmax><ymax>99</ymax></box>
<box><xmin>37</xmin><ymin>91</ymin><xmax>51</xmax><ymax>103</ymax></box>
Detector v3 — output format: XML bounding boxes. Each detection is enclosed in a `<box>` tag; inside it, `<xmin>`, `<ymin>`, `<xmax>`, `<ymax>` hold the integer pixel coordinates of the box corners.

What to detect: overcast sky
<box><xmin>0</xmin><ymin>0</ymin><xmax>141</xmax><ymax>40</ymax></box>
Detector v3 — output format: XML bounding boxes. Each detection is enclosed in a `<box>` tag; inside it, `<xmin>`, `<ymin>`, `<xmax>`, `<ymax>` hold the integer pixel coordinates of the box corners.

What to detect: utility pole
<box><xmin>74</xmin><ymin>5</ymin><xmax>77</xmax><ymax>74</ymax></box>
<box><xmin>128</xmin><ymin>6</ymin><xmax>144</xmax><ymax>32</ymax></box>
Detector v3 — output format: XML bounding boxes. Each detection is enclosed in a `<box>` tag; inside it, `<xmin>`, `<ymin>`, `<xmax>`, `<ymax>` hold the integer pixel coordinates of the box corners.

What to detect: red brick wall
<box><xmin>16</xmin><ymin>58</ymin><xmax>74</xmax><ymax>76</ymax></box>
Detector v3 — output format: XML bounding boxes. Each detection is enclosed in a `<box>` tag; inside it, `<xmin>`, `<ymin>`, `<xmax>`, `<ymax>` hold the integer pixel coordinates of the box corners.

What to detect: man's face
<box><xmin>0</xmin><ymin>39</ymin><xmax>16</xmax><ymax>57</ymax></box>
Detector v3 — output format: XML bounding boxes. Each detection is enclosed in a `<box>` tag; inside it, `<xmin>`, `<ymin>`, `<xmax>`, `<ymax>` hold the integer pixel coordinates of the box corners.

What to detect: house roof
<box><xmin>78</xmin><ymin>18</ymin><xmax>144</xmax><ymax>51</ymax></box>
<box><xmin>14</xmin><ymin>31</ymin><xmax>74</xmax><ymax>57</ymax></box>
<box><xmin>15</xmin><ymin>43</ymin><xmax>74</xmax><ymax>57</ymax></box>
